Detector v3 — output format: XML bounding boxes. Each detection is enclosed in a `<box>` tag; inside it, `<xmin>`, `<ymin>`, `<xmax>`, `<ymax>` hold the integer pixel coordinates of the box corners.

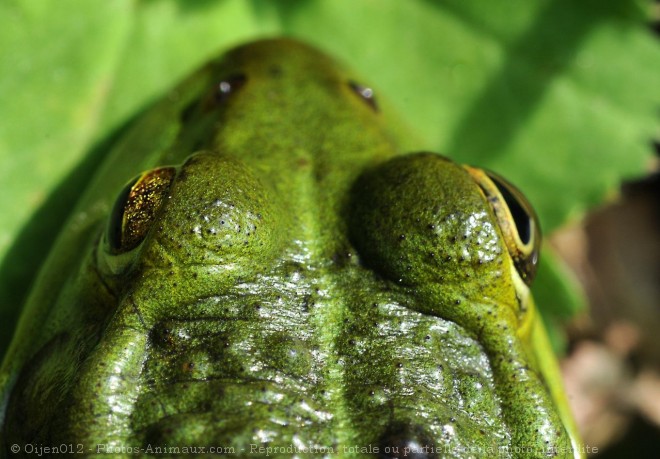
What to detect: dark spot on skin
<box><xmin>302</xmin><ymin>296</ymin><xmax>313</xmax><ymax>312</ymax></box>
<box><xmin>268</xmin><ymin>65</ymin><xmax>283</xmax><ymax>77</ymax></box>
<box><xmin>332</xmin><ymin>250</ymin><xmax>354</xmax><ymax>267</ymax></box>
<box><xmin>180</xmin><ymin>98</ymin><xmax>200</xmax><ymax>123</ymax></box>
<box><xmin>182</xmin><ymin>362</ymin><xmax>194</xmax><ymax>372</ymax></box>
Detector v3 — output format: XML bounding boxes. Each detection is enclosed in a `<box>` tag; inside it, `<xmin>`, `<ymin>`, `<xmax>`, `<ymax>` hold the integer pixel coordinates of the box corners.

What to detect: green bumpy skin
<box><xmin>0</xmin><ymin>39</ymin><xmax>582</xmax><ymax>458</ymax></box>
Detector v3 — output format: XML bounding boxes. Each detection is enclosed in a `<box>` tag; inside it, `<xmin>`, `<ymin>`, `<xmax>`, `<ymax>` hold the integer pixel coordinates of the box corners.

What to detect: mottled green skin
<box><xmin>1</xmin><ymin>39</ymin><xmax>579</xmax><ymax>458</ymax></box>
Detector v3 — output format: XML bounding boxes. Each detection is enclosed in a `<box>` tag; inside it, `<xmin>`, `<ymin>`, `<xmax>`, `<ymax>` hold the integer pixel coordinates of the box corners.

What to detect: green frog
<box><xmin>0</xmin><ymin>39</ymin><xmax>582</xmax><ymax>458</ymax></box>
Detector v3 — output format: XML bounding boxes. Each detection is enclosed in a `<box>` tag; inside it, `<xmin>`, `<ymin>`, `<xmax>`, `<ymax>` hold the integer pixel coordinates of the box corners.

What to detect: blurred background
<box><xmin>553</xmin><ymin>157</ymin><xmax>659</xmax><ymax>456</ymax></box>
<box><xmin>549</xmin><ymin>4</ymin><xmax>660</xmax><ymax>456</ymax></box>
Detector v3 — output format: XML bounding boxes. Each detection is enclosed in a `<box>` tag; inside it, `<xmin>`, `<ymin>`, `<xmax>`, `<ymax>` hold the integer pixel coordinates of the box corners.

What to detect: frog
<box><xmin>0</xmin><ymin>38</ymin><xmax>582</xmax><ymax>458</ymax></box>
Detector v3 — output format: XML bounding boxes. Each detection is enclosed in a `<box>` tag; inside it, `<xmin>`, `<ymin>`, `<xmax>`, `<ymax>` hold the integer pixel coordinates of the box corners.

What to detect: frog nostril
<box><xmin>216</xmin><ymin>73</ymin><xmax>247</xmax><ymax>103</ymax></box>
<box><xmin>348</xmin><ymin>80</ymin><xmax>378</xmax><ymax>111</ymax></box>
<box><xmin>378</xmin><ymin>422</ymin><xmax>437</xmax><ymax>459</ymax></box>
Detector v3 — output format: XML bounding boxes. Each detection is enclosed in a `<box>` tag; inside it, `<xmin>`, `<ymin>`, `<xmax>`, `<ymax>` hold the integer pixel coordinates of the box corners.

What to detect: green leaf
<box><xmin>1</xmin><ymin>0</ymin><xmax>658</xmax><ymax>356</ymax></box>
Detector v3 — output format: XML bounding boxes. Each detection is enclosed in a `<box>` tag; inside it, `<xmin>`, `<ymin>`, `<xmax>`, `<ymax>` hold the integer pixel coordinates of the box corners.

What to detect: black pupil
<box><xmin>491</xmin><ymin>176</ymin><xmax>531</xmax><ymax>245</ymax></box>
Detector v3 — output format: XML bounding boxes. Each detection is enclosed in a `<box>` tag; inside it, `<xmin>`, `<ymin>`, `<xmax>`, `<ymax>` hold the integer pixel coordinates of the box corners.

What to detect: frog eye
<box><xmin>106</xmin><ymin>167</ymin><xmax>176</xmax><ymax>255</ymax></box>
<box><xmin>465</xmin><ymin>166</ymin><xmax>541</xmax><ymax>284</ymax></box>
<box><xmin>348</xmin><ymin>80</ymin><xmax>378</xmax><ymax>111</ymax></box>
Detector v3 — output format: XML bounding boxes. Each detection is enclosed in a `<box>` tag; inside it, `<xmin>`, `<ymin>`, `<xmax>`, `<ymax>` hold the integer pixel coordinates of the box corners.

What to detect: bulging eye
<box><xmin>465</xmin><ymin>166</ymin><xmax>541</xmax><ymax>284</ymax></box>
<box><xmin>106</xmin><ymin>167</ymin><xmax>177</xmax><ymax>255</ymax></box>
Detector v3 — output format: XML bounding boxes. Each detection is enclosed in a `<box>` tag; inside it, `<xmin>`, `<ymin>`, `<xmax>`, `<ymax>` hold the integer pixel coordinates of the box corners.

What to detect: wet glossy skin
<box><xmin>0</xmin><ymin>39</ymin><xmax>581</xmax><ymax>458</ymax></box>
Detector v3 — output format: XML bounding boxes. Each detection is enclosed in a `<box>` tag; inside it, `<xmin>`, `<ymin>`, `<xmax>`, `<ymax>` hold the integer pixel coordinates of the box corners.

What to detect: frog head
<box><xmin>1</xmin><ymin>39</ymin><xmax>581</xmax><ymax>458</ymax></box>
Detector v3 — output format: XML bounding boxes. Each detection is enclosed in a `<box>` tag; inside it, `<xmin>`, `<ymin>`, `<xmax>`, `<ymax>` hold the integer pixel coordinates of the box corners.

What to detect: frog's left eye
<box><xmin>348</xmin><ymin>81</ymin><xmax>378</xmax><ymax>111</ymax></box>
<box><xmin>106</xmin><ymin>167</ymin><xmax>177</xmax><ymax>255</ymax></box>
<box><xmin>465</xmin><ymin>167</ymin><xmax>541</xmax><ymax>284</ymax></box>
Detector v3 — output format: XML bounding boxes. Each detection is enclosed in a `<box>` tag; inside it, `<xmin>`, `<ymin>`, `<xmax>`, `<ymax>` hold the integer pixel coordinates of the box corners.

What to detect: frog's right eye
<box><xmin>106</xmin><ymin>167</ymin><xmax>177</xmax><ymax>255</ymax></box>
<box><xmin>464</xmin><ymin>167</ymin><xmax>541</xmax><ymax>285</ymax></box>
